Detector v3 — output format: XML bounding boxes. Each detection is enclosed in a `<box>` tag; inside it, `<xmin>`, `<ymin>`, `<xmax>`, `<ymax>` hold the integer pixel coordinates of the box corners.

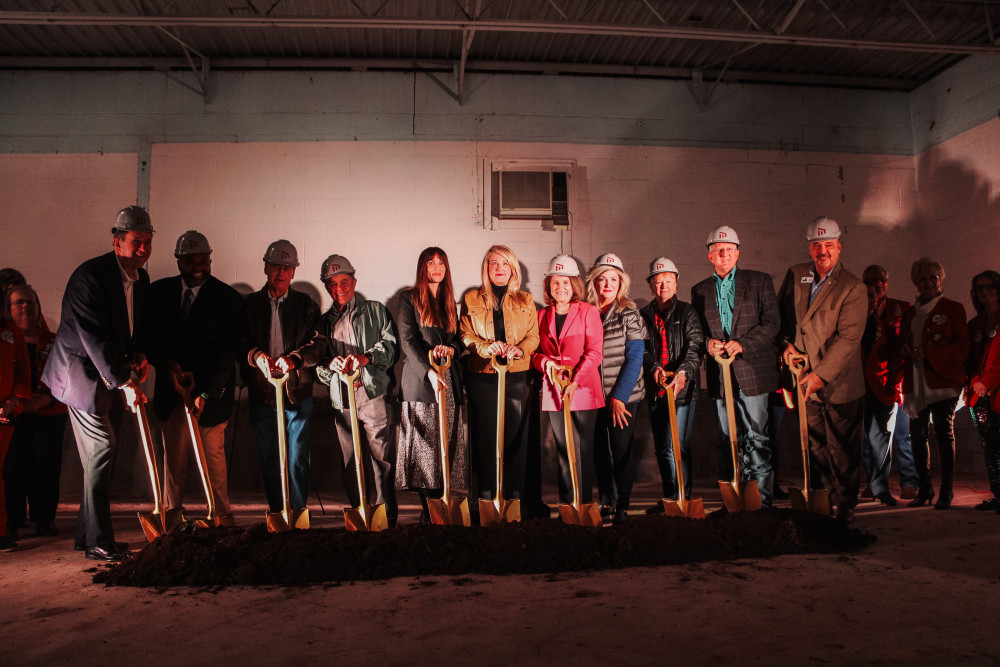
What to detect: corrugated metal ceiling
<box><xmin>1</xmin><ymin>1</ymin><xmax>999</xmax><ymax>92</ymax></box>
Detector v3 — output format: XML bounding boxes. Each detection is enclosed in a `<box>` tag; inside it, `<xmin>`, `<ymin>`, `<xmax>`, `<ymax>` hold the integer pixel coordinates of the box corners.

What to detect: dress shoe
<box><xmin>874</xmin><ymin>491</ymin><xmax>898</xmax><ymax>507</ymax></box>
<box><xmin>907</xmin><ymin>491</ymin><xmax>934</xmax><ymax>508</ymax></box>
<box><xmin>600</xmin><ymin>504</ymin><xmax>614</xmax><ymax>519</ymax></box>
<box><xmin>5</xmin><ymin>524</ymin><xmax>18</xmax><ymax>541</ymax></box>
<box><xmin>974</xmin><ymin>498</ymin><xmax>1000</xmax><ymax>511</ymax></box>
<box><xmin>418</xmin><ymin>509</ymin><xmax>430</xmax><ymax>525</ymax></box>
<box><xmin>645</xmin><ymin>501</ymin><xmax>665</xmax><ymax>515</ymax></box>
<box><xmin>772</xmin><ymin>486</ymin><xmax>789</xmax><ymax>501</ymax></box>
<box><xmin>900</xmin><ymin>486</ymin><xmax>918</xmax><ymax>500</ymax></box>
<box><xmin>860</xmin><ymin>487</ymin><xmax>874</xmax><ymax>500</ymax></box>
<box><xmin>934</xmin><ymin>490</ymin><xmax>953</xmax><ymax>510</ymax></box>
<box><xmin>85</xmin><ymin>545</ymin><xmax>128</xmax><ymax>562</ymax></box>
<box><xmin>78</xmin><ymin>540</ymin><xmax>128</xmax><ymax>553</ymax></box>
<box><xmin>35</xmin><ymin>522</ymin><xmax>59</xmax><ymax>537</ymax></box>
<box><xmin>613</xmin><ymin>507</ymin><xmax>629</xmax><ymax>525</ymax></box>
<box><xmin>529</xmin><ymin>502</ymin><xmax>554</xmax><ymax>519</ymax></box>
<box><xmin>835</xmin><ymin>506</ymin><xmax>855</xmax><ymax>523</ymax></box>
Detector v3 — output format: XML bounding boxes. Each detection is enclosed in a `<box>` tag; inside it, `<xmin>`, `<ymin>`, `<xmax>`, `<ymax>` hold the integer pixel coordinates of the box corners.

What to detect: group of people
<box><xmin>1</xmin><ymin>206</ymin><xmax>998</xmax><ymax>560</ymax></box>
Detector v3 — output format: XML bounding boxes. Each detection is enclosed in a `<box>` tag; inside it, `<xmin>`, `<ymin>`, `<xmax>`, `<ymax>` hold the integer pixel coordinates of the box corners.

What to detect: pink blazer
<box><xmin>532</xmin><ymin>301</ymin><xmax>605</xmax><ymax>412</ymax></box>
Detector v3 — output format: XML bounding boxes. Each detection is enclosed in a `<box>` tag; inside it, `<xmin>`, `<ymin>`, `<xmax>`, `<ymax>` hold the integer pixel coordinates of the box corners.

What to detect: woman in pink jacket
<box><xmin>532</xmin><ymin>255</ymin><xmax>604</xmax><ymax>507</ymax></box>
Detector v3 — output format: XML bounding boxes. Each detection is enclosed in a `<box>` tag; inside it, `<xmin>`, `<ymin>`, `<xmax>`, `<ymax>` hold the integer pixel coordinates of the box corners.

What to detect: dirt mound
<box><xmin>93</xmin><ymin>509</ymin><xmax>874</xmax><ymax>587</ymax></box>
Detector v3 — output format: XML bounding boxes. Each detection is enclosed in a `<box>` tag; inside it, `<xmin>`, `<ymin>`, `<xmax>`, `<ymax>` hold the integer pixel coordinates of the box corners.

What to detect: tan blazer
<box><xmin>778</xmin><ymin>261</ymin><xmax>868</xmax><ymax>404</ymax></box>
<box><xmin>459</xmin><ymin>289</ymin><xmax>539</xmax><ymax>374</ymax></box>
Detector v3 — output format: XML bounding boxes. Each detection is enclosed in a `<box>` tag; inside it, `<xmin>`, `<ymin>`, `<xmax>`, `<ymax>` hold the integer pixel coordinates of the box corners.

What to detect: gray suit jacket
<box><xmin>691</xmin><ymin>268</ymin><xmax>780</xmax><ymax>399</ymax></box>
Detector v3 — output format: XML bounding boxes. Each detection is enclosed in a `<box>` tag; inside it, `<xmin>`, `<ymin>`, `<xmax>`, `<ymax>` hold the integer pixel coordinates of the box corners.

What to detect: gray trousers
<box><xmin>334</xmin><ymin>390</ymin><xmax>397</xmax><ymax>520</ymax></box>
<box><xmin>69</xmin><ymin>404</ymin><xmax>124</xmax><ymax>550</ymax></box>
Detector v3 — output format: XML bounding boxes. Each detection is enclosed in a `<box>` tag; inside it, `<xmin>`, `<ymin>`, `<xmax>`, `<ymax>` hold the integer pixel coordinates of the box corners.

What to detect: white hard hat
<box><xmin>806</xmin><ymin>216</ymin><xmax>842</xmax><ymax>242</ymax></box>
<box><xmin>706</xmin><ymin>225</ymin><xmax>740</xmax><ymax>248</ymax></box>
<box><xmin>321</xmin><ymin>254</ymin><xmax>355</xmax><ymax>281</ymax></box>
<box><xmin>647</xmin><ymin>257</ymin><xmax>679</xmax><ymax>279</ymax></box>
<box><xmin>592</xmin><ymin>253</ymin><xmax>625</xmax><ymax>272</ymax></box>
<box><xmin>545</xmin><ymin>254</ymin><xmax>580</xmax><ymax>277</ymax></box>
<box><xmin>263</xmin><ymin>239</ymin><xmax>299</xmax><ymax>267</ymax></box>
<box><xmin>113</xmin><ymin>206</ymin><xmax>154</xmax><ymax>234</ymax></box>
<box><xmin>174</xmin><ymin>230</ymin><xmax>212</xmax><ymax>257</ymax></box>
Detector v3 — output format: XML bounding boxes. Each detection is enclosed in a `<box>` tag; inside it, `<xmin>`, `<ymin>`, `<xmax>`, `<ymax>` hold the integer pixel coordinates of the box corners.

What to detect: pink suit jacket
<box><xmin>532</xmin><ymin>301</ymin><xmax>605</xmax><ymax>412</ymax></box>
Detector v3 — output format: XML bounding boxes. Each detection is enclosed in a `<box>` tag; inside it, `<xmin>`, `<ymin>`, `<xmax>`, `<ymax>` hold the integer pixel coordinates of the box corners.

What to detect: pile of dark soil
<box><xmin>94</xmin><ymin>509</ymin><xmax>874</xmax><ymax>587</ymax></box>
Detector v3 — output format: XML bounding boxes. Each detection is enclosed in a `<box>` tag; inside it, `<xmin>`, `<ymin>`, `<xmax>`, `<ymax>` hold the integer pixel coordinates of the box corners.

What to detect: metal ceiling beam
<box><xmin>2</xmin><ymin>11</ymin><xmax>999</xmax><ymax>55</ymax></box>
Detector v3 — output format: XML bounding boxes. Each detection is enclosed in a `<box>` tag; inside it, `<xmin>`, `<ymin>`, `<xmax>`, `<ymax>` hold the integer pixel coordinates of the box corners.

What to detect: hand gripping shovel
<box><xmin>787</xmin><ymin>353</ymin><xmax>831</xmax><ymax>515</ymax></box>
<box><xmin>425</xmin><ymin>352</ymin><xmax>470</xmax><ymax>526</ymax></box>
<box><xmin>131</xmin><ymin>396</ymin><xmax>167</xmax><ymax>542</ymax></box>
<box><xmin>265</xmin><ymin>368</ymin><xmax>310</xmax><ymax>533</ymax></box>
<box><xmin>479</xmin><ymin>355</ymin><xmax>521</xmax><ymax>525</ymax></box>
<box><xmin>170</xmin><ymin>372</ymin><xmax>235</xmax><ymax>528</ymax></box>
<box><xmin>339</xmin><ymin>364</ymin><xmax>388</xmax><ymax>532</ymax></box>
<box><xmin>549</xmin><ymin>364</ymin><xmax>602</xmax><ymax>527</ymax></box>
<box><xmin>713</xmin><ymin>350</ymin><xmax>763</xmax><ymax>512</ymax></box>
<box><xmin>659</xmin><ymin>372</ymin><xmax>705</xmax><ymax>519</ymax></box>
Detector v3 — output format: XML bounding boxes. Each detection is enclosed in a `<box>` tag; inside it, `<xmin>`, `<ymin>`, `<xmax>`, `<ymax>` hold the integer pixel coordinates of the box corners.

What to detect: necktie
<box><xmin>181</xmin><ymin>288</ymin><xmax>194</xmax><ymax>320</ymax></box>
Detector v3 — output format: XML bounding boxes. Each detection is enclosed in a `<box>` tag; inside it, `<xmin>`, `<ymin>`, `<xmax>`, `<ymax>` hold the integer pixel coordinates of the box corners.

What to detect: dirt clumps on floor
<box><xmin>93</xmin><ymin>509</ymin><xmax>874</xmax><ymax>587</ymax></box>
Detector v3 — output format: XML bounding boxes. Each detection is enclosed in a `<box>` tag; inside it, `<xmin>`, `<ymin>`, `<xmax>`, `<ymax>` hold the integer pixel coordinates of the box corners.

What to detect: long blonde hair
<box><xmin>585</xmin><ymin>266</ymin><xmax>636</xmax><ymax>310</ymax></box>
<box><xmin>479</xmin><ymin>245</ymin><xmax>528</xmax><ymax>310</ymax></box>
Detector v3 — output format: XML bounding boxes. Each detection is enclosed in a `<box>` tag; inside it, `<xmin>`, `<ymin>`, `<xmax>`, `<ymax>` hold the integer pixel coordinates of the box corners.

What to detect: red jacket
<box><xmin>0</xmin><ymin>323</ymin><xmax>32</xmax><ymax>422</ymax></box>
<box><xmin>864</xmin><ymin>297</ymin><xmax>908</xmax><ymax>406</ymax></box>
<box><xmin>902</xmin><ymin>296</ymin><xmax>969</xmax><ymax>393</ymax></box>
<box><xmin>967</xmin><ymin>314</ymin><xmax>1000</xmax><ymax>412</ymax></box>
<box><xmin>532</xmin><ymin>301</ymin><xmax>605</xmax><ymax>412</ymax></box>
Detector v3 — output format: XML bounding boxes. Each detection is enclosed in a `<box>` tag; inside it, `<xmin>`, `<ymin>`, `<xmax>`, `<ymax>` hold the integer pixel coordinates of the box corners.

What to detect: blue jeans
<box><xmin>892</xmin><ymin>406</ymin><xmax>918</xmax><ymax>487</ymax></box>
<box><xmin>863</xmin><ymin>394</ymin><xmax>897</xmax><ymax>496</ymax></box>
<box><xmin>648</xmin><ymin>397</ymin><xmax>697</xmax><ymax>500</ymax></box>
<box><xmin>250</xmin><ymin>396</ymin><xmax>314</xmax><ymax>513</ymax></box>
<box><xmin>715</xmin><ymin>389</ymin><xmax>773</xmax><ymax>507</ymax></box>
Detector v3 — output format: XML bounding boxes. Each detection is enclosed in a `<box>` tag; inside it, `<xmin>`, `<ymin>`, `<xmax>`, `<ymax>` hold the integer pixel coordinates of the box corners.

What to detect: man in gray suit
<box><xmin>691</xmin><ymin>226</ymin><xmax>781</xmax><ymax>508</ymax></box>
<box><xmin>777</xmin><ymin>217</ymin><xmax>868</xmax><ymax>521</ymax></box>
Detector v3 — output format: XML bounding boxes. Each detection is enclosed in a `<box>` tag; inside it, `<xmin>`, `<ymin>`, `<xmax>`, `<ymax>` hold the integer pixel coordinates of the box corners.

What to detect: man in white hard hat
<box><xmin>314</xmin><ymin>255</ymin><xmax>400</xmax><ymax>526</ymax></box>
<box><xmin>42</xmin><ymin>205</ymin><xmax>154</xmax><ymax>561</ymax></box>
<box><xmin>691</xmin><ymin>225</ymin><xmax>781</xmax><ymax>508</ymax></box>
<box><xmin>146</xmin><ymin>231</ymin><xmax>248</xmax><ymax>527</ymax></box>
<box><xmin>777</xmin><ymin>217</ymin><xmax>868</xmax><ymax>521</ymax></box>
<box><xmin>639</xmin><ymin>257</ymin><xmax>704</xmax><ymax>512</ymax></box>
<box><xmin>242</xmin><ymin>240</ymin><xmax>324</xmax><ymax>516</ymax></box>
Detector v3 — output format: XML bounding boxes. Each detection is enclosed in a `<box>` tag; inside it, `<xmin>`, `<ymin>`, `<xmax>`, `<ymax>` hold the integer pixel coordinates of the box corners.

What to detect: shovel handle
<box><xmin>711</xmin><ymin>349</ymin><xmax>735</xmax><ymax>368</ymax></box>
<box><xmin>428</xmin><ymin>351</ymin><xmax>452</xmax><ymax>501</ymax></box>
<box><xmin>337</xmin><ymin>365</ymin><xmax>368</xmax><ymax>512</ymax></box>
<box><xmin>712</xmin><ymin>350</ymin><xmax>741</xmax><ymax>486</ymax></box>
<box><xmin>787</xmin><ymin>353</ymin><xmax>809</xmax><ymax>380</ymax></box>
<box><xmin>657</xmin><ymin>372</ymin><xmax>686</xmax><ymax>503</ymax></box>
<box><xmin>549</xmin><ymin>364</ymin><xmax>583</xmax><ymax>510</ymax></box>
<box><xmin>170</xmin><ymin>370</ymin><xmax>197</xmax><ymax>407</ymax></box>
<box><xmin>428</xmin><ymin>350</ymin><xmax>452</xmax><ymax>375</ymax></box>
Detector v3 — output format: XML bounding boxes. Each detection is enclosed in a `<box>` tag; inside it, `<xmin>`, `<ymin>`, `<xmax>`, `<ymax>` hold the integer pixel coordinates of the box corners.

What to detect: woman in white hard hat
<box><xmin>533</xmin><ymin>254</ymin><xmax>605</xmax><ymax>510</ymax></box>
<box><xmin>966</xmin><ymin>269</ymin><xmax>1000</xmax><ymax>513</ymax></box>
<box><xmin>459</xmin><ymin>245</ymin><xmax>539</xmax><ymax>519</ymax></box>
<box><xmin>640</xmin><ymin>257</ymin><xmax>704</xmax><ymax>512</ymax></box>
<box><xmin>899</xmin><ymin>257</ymin><xmax>969</xmax><ymax>509</ymax></box>
<box><xmin>395</xmin><ymin>247</ymin><xmax>468</xmax><ymax>524</ymax></box>
<box><xmin>584</xmin><ymin>254</ymin><xmax>646</xmax><ymax>524</ymax></box>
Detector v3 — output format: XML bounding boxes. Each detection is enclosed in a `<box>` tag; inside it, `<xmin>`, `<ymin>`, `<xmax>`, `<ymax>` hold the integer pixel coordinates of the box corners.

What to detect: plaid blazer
<box><xmin>690</xmin><ymin>268</ymin><xmax>781</xmax><ymax>399</ymax></box>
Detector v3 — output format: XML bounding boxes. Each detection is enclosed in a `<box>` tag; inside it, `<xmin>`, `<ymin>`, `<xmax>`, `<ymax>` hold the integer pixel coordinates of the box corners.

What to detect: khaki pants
<box><xmin>162</xmin><ymin>409</ymin><xmax>230</xmax><ymax>515</ymax></box>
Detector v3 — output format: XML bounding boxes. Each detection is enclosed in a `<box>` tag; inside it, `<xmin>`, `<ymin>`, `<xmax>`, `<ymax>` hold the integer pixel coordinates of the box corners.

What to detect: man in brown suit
<box><xmin>777</xmin><ymin>217</ymin><xmax>868</xmax><ymax>521</ymax></box>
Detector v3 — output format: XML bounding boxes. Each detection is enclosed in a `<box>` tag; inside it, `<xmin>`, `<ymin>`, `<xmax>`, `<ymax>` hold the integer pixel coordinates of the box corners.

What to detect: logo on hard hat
<box><xmin>656</xmin><ymin>263</ymin><xmax>665</xmax><ymax>270</ymax></box>
<box><xmin>330</xmin><ymin>264</ymin><xmax>340</xmax><ymax>272</ymax></box>
<box><xmin>718</xmin><ymin>232</ymin><xmax>727</xmax><ymax>239</ymax></box>
<box><xmin>555</xmin><ymin>263</ymin><xmax>564</xmax><ymax>271</ymax></box>
<box><xmin>281</xmin><ymin>251</ymin><xmax>290</xmax><ymax>259</ymax></box>
<box><xmin>817</xmin><ymin>227</ymin><xmax>826</xmax><ymax>236</ymax></box>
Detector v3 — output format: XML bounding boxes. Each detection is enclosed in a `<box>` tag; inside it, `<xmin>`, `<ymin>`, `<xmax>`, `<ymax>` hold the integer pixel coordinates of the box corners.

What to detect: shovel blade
<box><xmin>428</xmin><ymin>497</ymin><xmax>471</xmax><ymax>527</ymax></box>
<box><xmin>557</xmin><ymin>502</ymin><xmax>602</xmax><ymax>527</ymax></box>
<box><xmin>790</xmin><ymin>487</ymin><xmax>831</xmax><ymax>515</ymax></box>
<box><xmin>291</xmin><ymin>508</ymin><xmax>311</xmax><ymax>530</ymax></box>
<box><xmin>265</xmin><ymin>511</ymin><xmax>290</xmax><ymax>533</ymax></box>
<box><xmin>479</xmin><ymin>497</ymin><xmax>519</xmax><ymax>525</ymax></box>
<box><xmin>215</xmin><ymin>513</ymin><xmax>237</xmax><ymax>527</ymax></box>
<box><xmin>663</xmin><ymin>497</ymin><xmax>706</xmax><ymax>519</ymax></box>
<box><xmin>479</xmin><ymin>498</ymin><xmax>500</xmax><ymax>526</ymax></box>
<box><xmin>344</xmin><ymin>504</ymin><xmax>387</xmax><ymax>532</ymax></box>
<box><xmin>163</xmin><ymin>507</ymin><xmax>185</xmax><ymax>532</ymax></box>
<box><xmin>138</xmin><ymin>512</ymin><xmax>164</xmax><ymax>542</ymax></box>
<box><xmin>718</xmin><ymin>480</ymin><xmax>763</xmax><ymax>512</ymax></box>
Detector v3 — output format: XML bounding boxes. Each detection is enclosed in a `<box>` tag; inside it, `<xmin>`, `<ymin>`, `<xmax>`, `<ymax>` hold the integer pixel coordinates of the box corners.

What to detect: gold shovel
<box><xmin>264</xmin><ymin>367</ymin><xmax>310</xmax><ymax>533</ymax></box>
<box><xmin>425</xmin><ymin>351</ymin><xmax>470</xmax><ymax>527</ymax></box>
<box><xmin>131</xmin><ymin>396</ymin><xmax>167</xmax><ymax>542</ymax></box>
<box><xmin>787</xmin><ymin>353</ymin><xmax>831</xmax><ymax>515</ymax></box>
<box><xmin>659</xmin><ymin>372</ymin><xmax>705</xmax><ymax>519</ymax></box>
<box><xmin>339</xmin><ymin>364</ymin><xmax>388</xmax><ymax>532</ymax></box>
<box><xmin>549</xmin><ymin>364</ymin><xmax>602</xmax><ymax>527</ymax></box>
<box><xmin>170</xmin><ymin>372</ymin><xmax>235</xmax><ymax>528</ymax></box>
<box><xmin>479</xmin><ymin>355</ymin><xmax>521</xmax><ymax>525</ymax></box>
<box><xmin>713</xmin><ymin>350</ymin><xmax>763</xmax><ymax>512</ymax></box>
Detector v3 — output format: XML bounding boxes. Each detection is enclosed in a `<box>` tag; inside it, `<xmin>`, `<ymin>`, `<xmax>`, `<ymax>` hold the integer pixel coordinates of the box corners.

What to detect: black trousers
<box><xmin>912</xmin><ymin>396</ymin><xmax>959</xmax><ymax>496</ymax></box>
<box><xmin>466</xmin><ymin>371</ymin><xmax>531</xmax><ymax>502</ymax></box>
<box><xmin>593</xmin><ymin>401</ymin><xmax>639</xmax><ymax>510</ymax></box>
<box><xmin>548</xmin><ymin>408</ymin><xmax>599</xmax><ymax>505</ymax></box>
<box><xmin>806</xmin><ymin>396</ymin><xmax>864</xmax><ymax>510</ymax></box>
<box><xmin>4</xmin><ymin>412</ymin><xmax>67</xmax><ymax>528</ymax></box>
<box><xmin>69</xmin><ymin>402</ymin><xmax>125</xmax><ymax>550</ymax></box>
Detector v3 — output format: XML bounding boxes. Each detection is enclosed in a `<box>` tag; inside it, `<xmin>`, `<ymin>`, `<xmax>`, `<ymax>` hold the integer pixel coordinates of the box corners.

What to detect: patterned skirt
<box><xmin>395</xmin><ymin>375</ymin><xmax>469</xmax><ymax>491</ymax></box>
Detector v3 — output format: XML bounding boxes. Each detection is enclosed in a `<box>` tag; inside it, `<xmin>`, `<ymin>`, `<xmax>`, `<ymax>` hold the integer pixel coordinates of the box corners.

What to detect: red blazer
<box><xmin>0</xmin><ymin>323</ymin><xmax>32</xmax><ymax>426</ymax></box>
<box><xmin>864</xmin><ymin>297</ymin><xmax>908</xmax><ymax>406</ymax></box>
<box><xmin>532</xmin><ymin>301</ymin><xmax>605</xmax><ymax>412</ymax></box>
<box><xmin>902</xmin><ymin>296</ymin><xmax>969</xmax><ymax>393</ymax></box>
<box><xmin>967</xmin><ymin>314</ymin><xmax>1000</xmax><ymax>412</ymax></box>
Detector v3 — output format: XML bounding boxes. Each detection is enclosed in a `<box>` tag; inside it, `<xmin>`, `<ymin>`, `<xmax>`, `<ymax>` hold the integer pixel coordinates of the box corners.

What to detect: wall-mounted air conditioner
<box><xmin>491</xmin><ymin>169</ymin><xmax>569</xmax><ymax>230</ymax></box>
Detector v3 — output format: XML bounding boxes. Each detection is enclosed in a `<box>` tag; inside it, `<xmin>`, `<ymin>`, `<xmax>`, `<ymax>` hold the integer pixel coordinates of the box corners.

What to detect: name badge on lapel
<box><xmin>932</xmin><ymin>314</ymin><xmax>947</xmax><ymax>325</ymax></box>
<box><xmin>800</xmin><ymin>276</ymin><xmax>814</xmax><ymax>284</ymax></box>
<box><xmin>1</xmin><ymin>331</ymin><xmax>12</xmax><ymax>344</ymax></box>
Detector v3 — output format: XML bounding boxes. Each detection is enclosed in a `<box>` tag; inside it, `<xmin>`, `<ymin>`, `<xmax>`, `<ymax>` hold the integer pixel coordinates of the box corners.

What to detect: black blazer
<box><xmin>397</xmin><ymin>290</ymin><xmax>462</xmax><ymax>404</ymax></box>
<box><xmin>690</xmin><ymin>268</ymin><xmax>780</xmax><ymax>399</ymax></box>
<box><xmin>146</xmin><ymin>275</ymin><xmax>248</xmax><ymax>427</ymax></box>
<box><xmin>42</xmin><ymin>252</ymin><xmax>149</xmax><ymax>416</ymax></box>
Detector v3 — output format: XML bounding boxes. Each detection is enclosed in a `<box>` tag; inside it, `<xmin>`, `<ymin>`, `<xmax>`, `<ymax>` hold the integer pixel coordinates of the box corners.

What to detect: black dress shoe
<box><xmin>874</xmin><ymin>491</ymin><xmax>899</xmax><ymax>506</ymax></box>
<box><xmin>85</xmin><ymin>545</ymin><xmax>127</xmax><ymax>562</ymax></box>
<box><xmin>613</xmin><ymin>507</ymin><xmax>629</xmax><ymax>525</ymax></box>
<box><xmin>645</xmin><ymin>501</ymin><xmax>665</xmax><ymax>515</ymax></box>
<box><xmin>934</xmin><ymin>490</ymin><xmax>953</xmax><ymax>510</ymax></box>
<box><xmin>835</xmin><ymin>506</ymin><xmax>855</xmax><ymax>523</ymax></box>
<box><xmin>772</xmin><ymin>486</ymin><xmax>790</xmax><ymax>501</ymax></box>
<box><xmin>599</xmin><ymin>504</ymin><xmax>614</xmax><ymax>519</ymax></box>
<box><xmin>907</xmin><ymin>491</ymin><xmax>934</xmax><ymax>508</ymax></box>
<box><xmin>974</xmin><ymin>498</ymin><xmax>1000</xmax><ymax>511</ymax></box>
<box><xmin>35</xmin><ymin>522</ymin><xmax>59</xmax><ymax>537</ymax></box>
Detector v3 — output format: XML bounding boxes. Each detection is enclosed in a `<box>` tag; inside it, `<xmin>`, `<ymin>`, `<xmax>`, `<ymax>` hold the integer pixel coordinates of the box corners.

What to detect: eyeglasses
<box><xmin>917</xmin><ymin>275</ymin><xmax>941</xmax><ymax>283</ymax></box>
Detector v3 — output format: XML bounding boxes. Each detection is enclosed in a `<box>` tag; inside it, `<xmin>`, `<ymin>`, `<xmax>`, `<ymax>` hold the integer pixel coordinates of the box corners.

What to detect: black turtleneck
<box><xmin>491</xmin><ymin>283</ymin><xmax>508</xmax><ymax>342</ymax></box>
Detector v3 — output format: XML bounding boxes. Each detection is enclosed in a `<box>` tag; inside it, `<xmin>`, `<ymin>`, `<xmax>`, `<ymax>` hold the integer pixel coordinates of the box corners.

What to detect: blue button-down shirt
<box><xmin>714</xmin><ymin>267</ymin><xmax>737</xmax><ymax>338</ymax></box>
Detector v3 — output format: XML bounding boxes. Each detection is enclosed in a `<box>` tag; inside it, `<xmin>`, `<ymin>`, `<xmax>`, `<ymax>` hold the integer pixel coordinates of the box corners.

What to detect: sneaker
<box><xmin>0</xmin><ymin>535</ymin><xmax>17</xmax><ymax>552</ymax></box>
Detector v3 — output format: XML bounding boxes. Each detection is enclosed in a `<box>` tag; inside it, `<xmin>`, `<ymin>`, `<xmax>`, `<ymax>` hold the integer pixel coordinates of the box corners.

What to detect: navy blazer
<box><xmin>690</xmin><ymin>267</ymin><xmax>780</xmax><ymax>399</ymax></box>
<box><xmin>145</xmin><ymin>274</ymin><xmax>249</xmax><ymax>427</ymax></box>
<box><xmin>42</xmin><ymin>252</ymin><xmax>149</xmax><ymax>416</ymax></box>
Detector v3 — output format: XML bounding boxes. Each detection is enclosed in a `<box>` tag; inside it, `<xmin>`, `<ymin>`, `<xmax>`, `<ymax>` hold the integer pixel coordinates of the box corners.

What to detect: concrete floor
<box><xmin>4</xmin><ymin>475</ymin><xmax>999</xmax><ymax>666</ymax></box>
